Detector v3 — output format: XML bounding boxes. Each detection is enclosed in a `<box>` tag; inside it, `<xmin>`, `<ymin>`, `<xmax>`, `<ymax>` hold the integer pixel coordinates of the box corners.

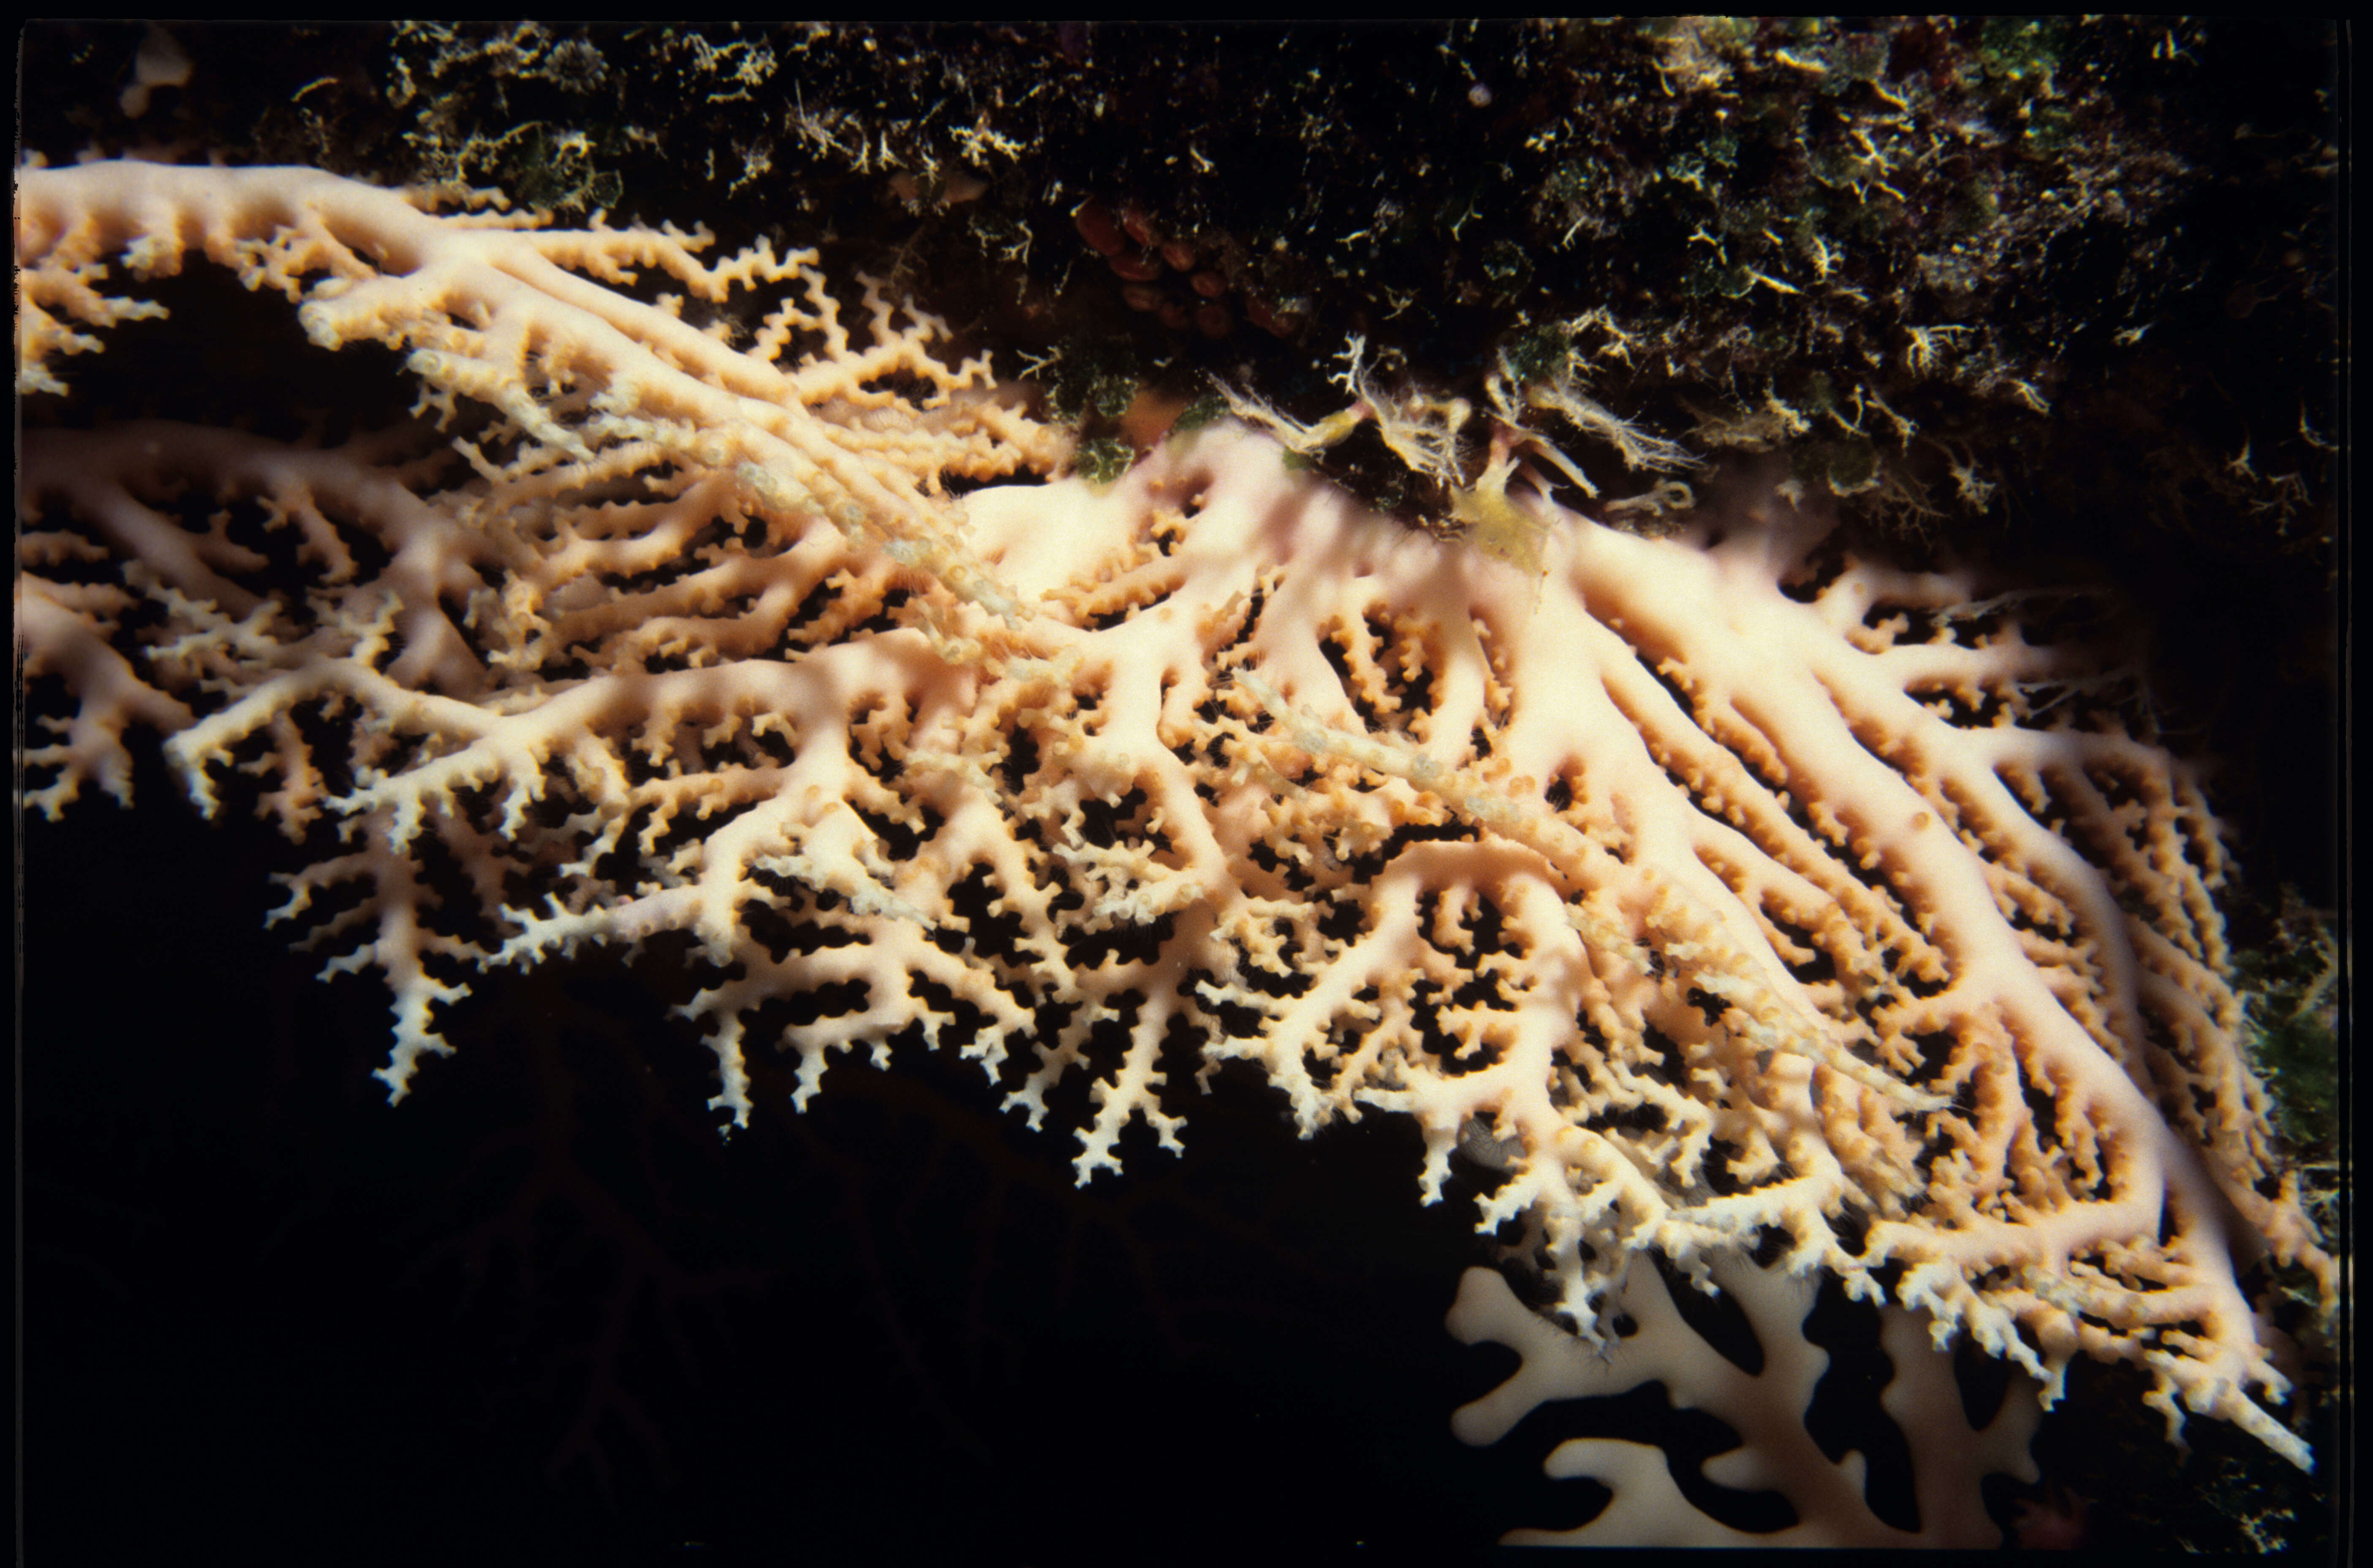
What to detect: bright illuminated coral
<box><xmin>18</xmin><ymin>160</ymin><xmax>2334</xmax><ymax>1489</ymax></box>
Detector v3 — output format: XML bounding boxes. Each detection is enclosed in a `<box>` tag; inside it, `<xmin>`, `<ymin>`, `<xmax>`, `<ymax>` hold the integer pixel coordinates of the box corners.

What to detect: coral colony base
<box><xmin>19</xmin><ymin>160</ymin><xmax>2334</xmax><ymax>1542</ymax></box>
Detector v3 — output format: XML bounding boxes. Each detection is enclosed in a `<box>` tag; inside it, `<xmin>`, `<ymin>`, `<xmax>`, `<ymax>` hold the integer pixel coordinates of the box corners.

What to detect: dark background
<box><xmin>23</xmin><ymin>745</ymin><xmax>1556</xmax><ymax>1561</ymax></box>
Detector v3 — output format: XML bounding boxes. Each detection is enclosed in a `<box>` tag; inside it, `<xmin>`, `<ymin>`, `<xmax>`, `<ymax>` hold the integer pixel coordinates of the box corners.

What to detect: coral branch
<box><xmin>17</xmin><ymin>160</ymin><xmax>2332</xmax><ymax>1489</ymax></box>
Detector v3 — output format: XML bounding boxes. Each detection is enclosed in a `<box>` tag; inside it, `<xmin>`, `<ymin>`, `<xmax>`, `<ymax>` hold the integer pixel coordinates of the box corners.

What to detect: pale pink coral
<box><xmin>17</xmin><ymin>161</ymin><xmax>2333</xmax><ymax>1492</ymax></box>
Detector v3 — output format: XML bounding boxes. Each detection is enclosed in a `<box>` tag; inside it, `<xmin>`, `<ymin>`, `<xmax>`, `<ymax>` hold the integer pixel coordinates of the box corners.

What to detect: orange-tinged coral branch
<box><xmin>17</xmin><ymin>160</ymin><xmax>2332</xmax><ymax>1484</ymax></box>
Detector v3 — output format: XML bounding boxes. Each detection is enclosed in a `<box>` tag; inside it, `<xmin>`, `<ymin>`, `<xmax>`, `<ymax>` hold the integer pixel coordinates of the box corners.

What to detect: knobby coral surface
<box><xmin>18</xmin><ymin>161</ymin><xmax>2333</xmax><ymax>1492</ymax></box>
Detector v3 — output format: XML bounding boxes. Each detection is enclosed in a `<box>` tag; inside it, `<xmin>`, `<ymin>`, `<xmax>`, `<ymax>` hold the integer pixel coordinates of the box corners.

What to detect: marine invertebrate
<box><xmin>18</xmin><ymin>158</ymin><xmax>2333</xmax><ymax>1549</ymax></box>
<box><xmin>1448</xmin><ymin>1251</ymin><xmax>2044</xmax><ymax>1546</ymax></box>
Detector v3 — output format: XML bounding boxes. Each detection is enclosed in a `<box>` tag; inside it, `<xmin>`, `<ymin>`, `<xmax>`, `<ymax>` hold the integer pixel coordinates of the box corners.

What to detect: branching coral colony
<box><xmin>19</xmin><ymin>159</ymin><xmax>2336</xmax><ymax>1510</ymax></box>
